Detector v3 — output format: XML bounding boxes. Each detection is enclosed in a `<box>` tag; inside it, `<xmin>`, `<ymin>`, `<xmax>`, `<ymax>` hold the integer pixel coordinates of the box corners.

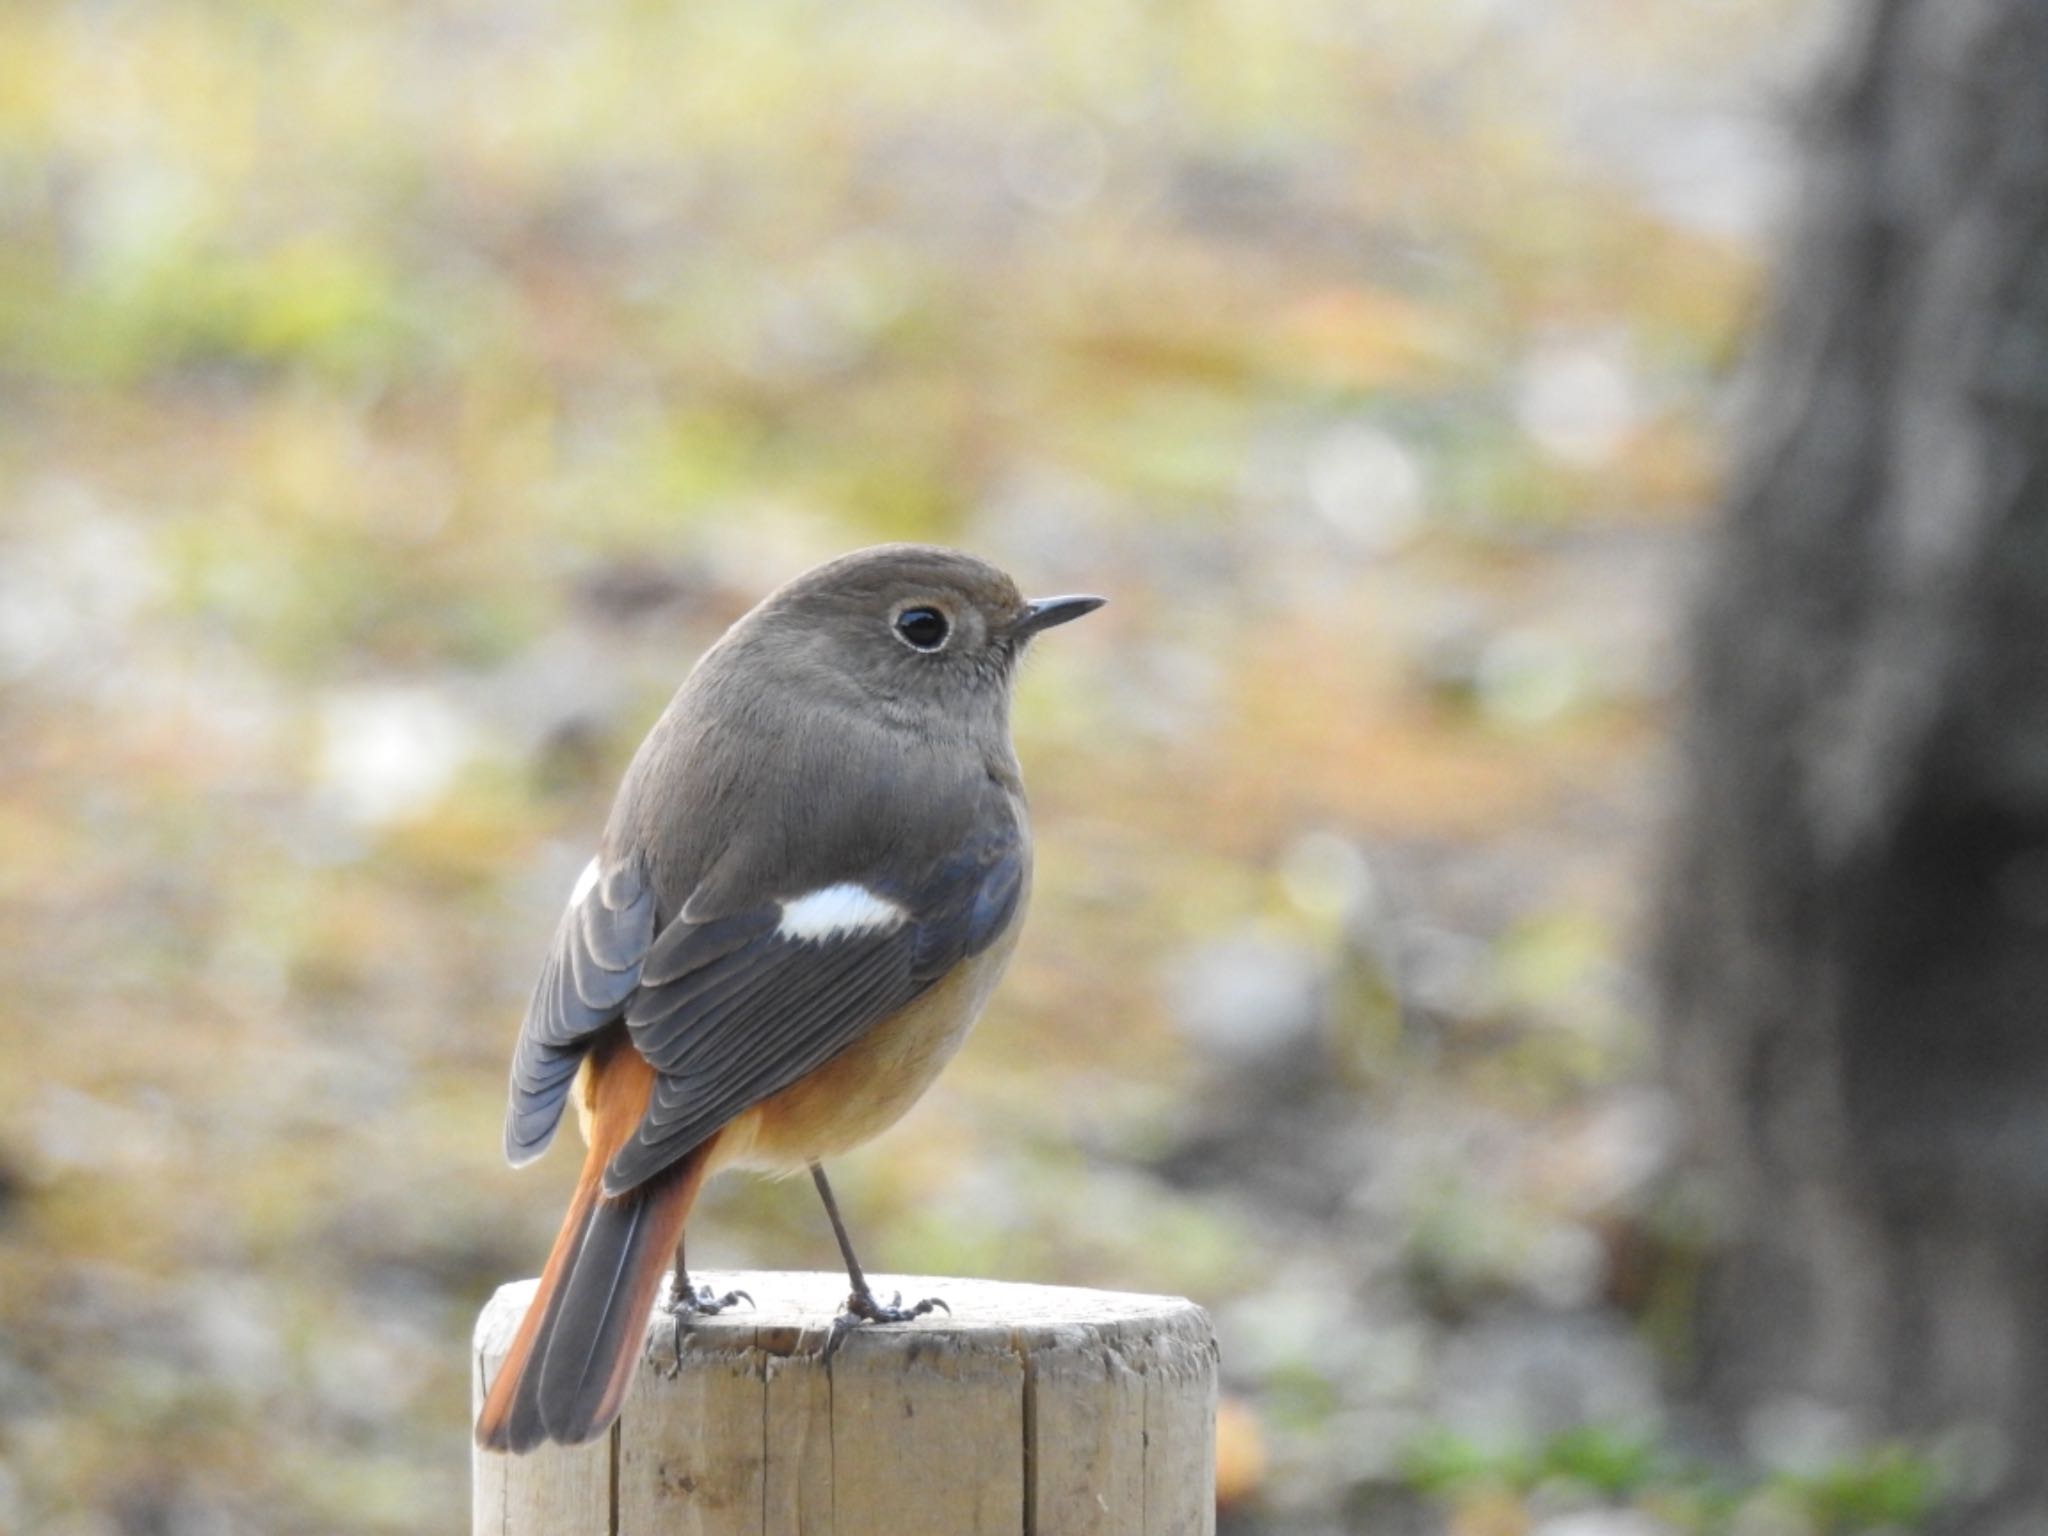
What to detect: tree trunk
<box><xmin>1655</xmin><ymin>0</ymin><xmax>2048</xmax><ymax>1527</ymax></box>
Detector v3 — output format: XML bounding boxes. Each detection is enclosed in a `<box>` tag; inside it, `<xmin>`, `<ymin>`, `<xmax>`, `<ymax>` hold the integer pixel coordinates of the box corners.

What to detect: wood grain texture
<box><xmin>473</xmin><ymin>1272</ymin><xmax>1219</xmax><ymax>1536</ymax></box>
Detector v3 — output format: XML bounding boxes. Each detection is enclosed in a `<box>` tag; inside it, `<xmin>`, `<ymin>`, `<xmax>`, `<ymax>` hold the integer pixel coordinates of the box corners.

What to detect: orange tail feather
<box><xmin>476</xmin><ymin>1035</ymin><xmax>714</xmax><ymax>1453</ymax></box>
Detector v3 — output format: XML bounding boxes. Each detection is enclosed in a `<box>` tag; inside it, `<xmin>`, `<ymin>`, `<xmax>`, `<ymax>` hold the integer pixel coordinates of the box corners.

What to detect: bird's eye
<box><xmin>893</xmin><ymin>606</ymin><xmax>950</xmax><ymax>652</ymax></box>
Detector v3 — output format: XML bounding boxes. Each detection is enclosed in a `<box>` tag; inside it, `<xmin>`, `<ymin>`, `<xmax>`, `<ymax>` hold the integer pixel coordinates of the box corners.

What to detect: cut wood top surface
<box><xmin>476</xmin><ymin>1270</ymin><xmax>1212</xmax><ymax>1359</ymax></box>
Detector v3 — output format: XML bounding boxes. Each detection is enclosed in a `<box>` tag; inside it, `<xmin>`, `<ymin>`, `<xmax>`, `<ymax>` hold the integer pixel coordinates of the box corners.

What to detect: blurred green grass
<box><xmin>0</xmin><ymin>1</ymin><xmax>1812</xmax><ymax>1532</ymax></box>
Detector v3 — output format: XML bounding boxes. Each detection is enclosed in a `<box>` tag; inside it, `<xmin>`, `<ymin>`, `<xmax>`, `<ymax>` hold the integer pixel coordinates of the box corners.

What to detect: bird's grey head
<box><xmin>741</xmin><ymin>544</ymin><xmax>1104</xmax><ymax>724</ymax></box>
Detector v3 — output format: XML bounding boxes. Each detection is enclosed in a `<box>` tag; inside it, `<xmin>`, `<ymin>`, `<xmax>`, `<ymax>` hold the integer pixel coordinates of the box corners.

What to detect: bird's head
<box><xmin>743</xmin><ymin>544</ymin><xmax>1105</xmax><ymax>723</ymax></box>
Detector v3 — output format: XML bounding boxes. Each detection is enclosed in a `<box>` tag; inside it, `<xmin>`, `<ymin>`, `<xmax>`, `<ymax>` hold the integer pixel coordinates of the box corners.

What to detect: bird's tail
<box><xmin>475</xmin><ymin>1040</ymin><xmax>711</xmax><ymax>1454</ymax></box>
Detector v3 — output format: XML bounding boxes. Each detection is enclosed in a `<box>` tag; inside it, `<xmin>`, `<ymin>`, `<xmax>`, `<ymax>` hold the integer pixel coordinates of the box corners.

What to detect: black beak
<box><xmin>1014</xmin><ymin>594</ymin><xmax>1107</xmax><ymax>639</ymax></box>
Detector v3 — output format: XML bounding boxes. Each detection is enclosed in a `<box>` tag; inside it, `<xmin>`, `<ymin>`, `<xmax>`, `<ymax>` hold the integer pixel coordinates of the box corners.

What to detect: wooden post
<box><xmin>474</xmin><ymin>1270</ymin><xmax>1218</xmax><ymax>1536</ymax></box>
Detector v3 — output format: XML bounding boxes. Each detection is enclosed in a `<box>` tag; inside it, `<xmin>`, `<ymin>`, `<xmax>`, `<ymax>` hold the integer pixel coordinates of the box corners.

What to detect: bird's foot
<box><xmin>823</xmin><ymin>1289</ymin><xmax>949</xmax><ymax>1360</ymax></box>
<box><xmin>673</xmin><ymin>1282</ymin><xmax>754</xmax><ymax>1317</ymax></box>
<box><xmin>662</xmin><ymin>1282</ymin><xmax>755</xmax><ymax>1377</ymax></box>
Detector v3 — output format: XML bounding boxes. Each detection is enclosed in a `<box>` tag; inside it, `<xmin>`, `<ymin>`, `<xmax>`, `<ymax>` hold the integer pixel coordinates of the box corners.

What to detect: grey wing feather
<box><xmin>598</xmin><ymin>810</ymin><xmax>1025</xmax><ymax>1197</ymax></box>
<box><xmin>603</xmin><ymin>929</ymin><xmax>917</xmax><ymax>1194</ymax></box>
<box><xmin>503</xmin><ymin>856</ymin><xmax>658</xmax><ymax>1166</ymax></box>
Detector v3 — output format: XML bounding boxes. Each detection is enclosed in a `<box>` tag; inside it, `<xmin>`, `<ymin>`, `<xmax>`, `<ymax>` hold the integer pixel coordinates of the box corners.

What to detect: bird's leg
<box><xmin>811</xmin><ymin>1162</ymin><xmax>947</xmax><ymax>1358</ymax></box>
<box><xmin>663</xmin><ymin>1232</ymin><xmax>752</xmax><ymax>1376</ymax></box>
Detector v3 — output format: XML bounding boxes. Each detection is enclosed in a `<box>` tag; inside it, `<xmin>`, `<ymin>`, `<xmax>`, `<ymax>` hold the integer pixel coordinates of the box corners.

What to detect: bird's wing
<box><xmin>502</xmin><ymin>854</ymin><xmax>659</xmax><ymax>1166</ymax></box>
<box><xmin>599</xmin><ymin>808</ymin><xmax>1025</xmax><ymax>1197</ymax></box>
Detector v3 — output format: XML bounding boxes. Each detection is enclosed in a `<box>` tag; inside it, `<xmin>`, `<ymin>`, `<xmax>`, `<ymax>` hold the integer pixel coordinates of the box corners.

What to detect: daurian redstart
<box><xmin>475</xmin><ymin>545</ymin><xmax>1103</xmax><ymax>1453</ymax></box>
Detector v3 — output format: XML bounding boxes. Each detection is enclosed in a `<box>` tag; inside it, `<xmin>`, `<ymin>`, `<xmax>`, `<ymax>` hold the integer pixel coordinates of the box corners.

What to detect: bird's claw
<box><xmin>822</xmin><ymin>1289</ymin><xmax>949</xmax><ymax>1361</ymax></box>
<box><xmin>662</xmin><ymin>1284</ymin><xmax>756</xmax><ymax>1377</ymax></box>
<box><xmin>671</xmin><ymin>1282</ymin><xmax>755</xmax><ymax>1316</ymax></box>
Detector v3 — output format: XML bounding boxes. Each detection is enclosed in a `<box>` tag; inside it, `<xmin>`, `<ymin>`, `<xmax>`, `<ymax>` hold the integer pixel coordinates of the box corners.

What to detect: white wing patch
<box><xmin>778</xmin><ymin>883</ymin><xmax>908</xmax><ymax>942</ymax></box>
<box><xmin>570</xmin><ymin>856</ymin><xmax>602</xmax><ymax>906</ymax></box>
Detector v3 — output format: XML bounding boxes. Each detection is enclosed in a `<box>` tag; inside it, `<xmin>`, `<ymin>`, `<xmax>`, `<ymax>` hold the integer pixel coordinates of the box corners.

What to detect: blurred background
<box><xmin>0</xmin><ymin>0</ymin><xmax>1953</xmax><ymax>1532</ymax></box>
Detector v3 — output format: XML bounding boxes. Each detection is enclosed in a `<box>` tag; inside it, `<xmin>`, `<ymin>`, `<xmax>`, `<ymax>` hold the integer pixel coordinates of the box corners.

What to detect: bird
<box><xmin>474</xmin><ymin>544</ymin><xmax>1104</xmax><ymax>1454</ymax></box>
